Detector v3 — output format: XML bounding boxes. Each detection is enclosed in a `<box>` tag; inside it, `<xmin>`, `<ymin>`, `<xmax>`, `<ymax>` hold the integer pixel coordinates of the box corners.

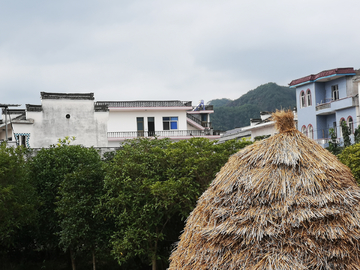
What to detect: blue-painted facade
<box><xmin>291</xmin><ymin>70</ymin><xmax>359</xmax><ymax>147</ymax></box>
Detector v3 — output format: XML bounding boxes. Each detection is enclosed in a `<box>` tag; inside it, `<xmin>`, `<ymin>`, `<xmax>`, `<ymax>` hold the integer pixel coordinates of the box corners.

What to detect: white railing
<box><xmin>108</xmin><ymin>130</ymin><xmax>215</xmax><ymax>138</ymax></box>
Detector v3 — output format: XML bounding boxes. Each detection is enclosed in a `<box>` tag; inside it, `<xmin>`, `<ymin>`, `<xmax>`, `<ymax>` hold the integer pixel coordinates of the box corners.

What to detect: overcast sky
<box><xmin>1</xmin><ymin>0</ymin><xmax>360</xmax><ymax>107</ymax></box>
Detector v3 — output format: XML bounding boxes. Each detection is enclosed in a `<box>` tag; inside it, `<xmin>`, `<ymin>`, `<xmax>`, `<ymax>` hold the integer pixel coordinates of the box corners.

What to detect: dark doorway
<box><xmin>148</xmin><ymin>117</ymin><xmax>155</xmax><ymax>136</ymax></box>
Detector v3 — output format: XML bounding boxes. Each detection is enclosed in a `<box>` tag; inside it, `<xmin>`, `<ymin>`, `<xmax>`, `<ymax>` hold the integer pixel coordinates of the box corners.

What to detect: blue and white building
<box><xmin>289</xmin><ymin>67</ymin><xmax>360</xmax><ymax>146</ymax></box>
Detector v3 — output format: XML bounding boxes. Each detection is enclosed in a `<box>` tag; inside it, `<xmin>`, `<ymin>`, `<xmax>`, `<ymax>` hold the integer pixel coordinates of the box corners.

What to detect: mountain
<box><xmin>206</xmin><ymin>98</ymin><xmax>232</xmax><ymax>107</ymax></box>
<box><xmin>209</xmin><ymin>83</ymin><xmax>296</xmax><ymax>131</ymax></box>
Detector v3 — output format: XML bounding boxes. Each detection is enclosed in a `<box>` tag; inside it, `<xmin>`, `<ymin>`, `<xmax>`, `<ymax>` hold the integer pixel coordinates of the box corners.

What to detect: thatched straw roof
<box><xmin>169</xmin><ymin>110</ymin><xmax>360</xmax><ymax>269</ymax></box>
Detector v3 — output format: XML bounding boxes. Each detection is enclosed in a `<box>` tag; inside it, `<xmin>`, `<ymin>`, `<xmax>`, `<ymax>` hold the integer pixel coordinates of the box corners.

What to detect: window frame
<box><xmin>332</xmin><ymin>85</ymin><xmax>339</xmax><ymax>101</ymax></box>
<box><xmin>306</xmin><ymin>89</ymin><xmax>312</xmax><ymax>106</ymax></box>
<box><xmin>163</xmin><ymin>116</ymin><xmax>178</xmax><ymax>130</ymax></box>
<box><xmin>307</xmin><ymin>124</ymin><xmax>314</xmax><ymax>139</ymax></box>
<box><xmin>301</xmin><ymin>125</ymin><xmax>307</xmax><ymax>136</ymax></box>
<box><xmin>300</xmin><ymin>91</ymin><xmax>306</xmax><ymax>108</ymax></box>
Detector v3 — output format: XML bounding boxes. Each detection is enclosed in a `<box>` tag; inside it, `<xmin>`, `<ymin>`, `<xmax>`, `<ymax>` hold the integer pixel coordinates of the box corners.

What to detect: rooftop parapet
<box><xmin>96</xmin><ymin>100</ymin><xmax>192</xmax><ymax>108</ymax></box>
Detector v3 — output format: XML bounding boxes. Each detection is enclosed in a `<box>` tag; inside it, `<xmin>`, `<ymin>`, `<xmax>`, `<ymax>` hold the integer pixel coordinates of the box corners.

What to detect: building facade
<box><xmin>0</xmin><ymin>93</ymin><xmax>220</xmax><ymax>148</ymax></box>
<box><xmin>289</xmin><ymin>67</ymin><xmax>360</xmax><ymax>146</ymax></box>
<box><xmin>218</xmin><ymin>110</ymin><xmax>298</xmax><ymax>143</ymax></box>
<box><xmin>96</xmin><ymin>100</ymin><xmax>218</xmax><ymax>147</ymax></box>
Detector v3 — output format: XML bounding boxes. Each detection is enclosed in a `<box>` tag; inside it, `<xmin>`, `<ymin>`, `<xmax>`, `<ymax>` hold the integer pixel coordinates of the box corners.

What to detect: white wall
<box><xmin>108</xmin><ymin>110</ymin><xmax>188</xmax><ymax>132</ymax></box>
<box><xmin>250</xmin><ymin>123</ymin><xmax>277</xmax><ymax>140</ymax></box>
<box><xmin>19</xmin><ymin>99</ymin><xmax>108</xmax><ymax>148</ymax></box>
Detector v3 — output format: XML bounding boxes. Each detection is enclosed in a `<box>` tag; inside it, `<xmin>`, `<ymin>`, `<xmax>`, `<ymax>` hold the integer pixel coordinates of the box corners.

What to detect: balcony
<box><xmin>108</xmin><ymin>130</ymin><xmax>219</xmax><ymax>139</ymax></box>
<box><xmin>316</xmin><ymin>95</ymin><xmax>358</xmax><ymax>114</ymax></box>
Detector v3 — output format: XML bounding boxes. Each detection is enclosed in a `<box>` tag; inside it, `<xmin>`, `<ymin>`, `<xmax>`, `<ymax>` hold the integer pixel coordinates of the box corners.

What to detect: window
<box><xmin>332</xmin><ymin>85</ymin><xmax>339</xmax><ymax>101</ymax></box>
<box><xmin>301</xmin><ymin>125</ymin><xmax>307</xmax><ymax>136</ymax></box>
<box><xmin>307</xmin><ymin>124</ymin><xmax>313</xmax><ymax>139</ymax></box>
<box><xmin>137</xmin><ymin>117</ymin><xmax>144</xmax><ymax>137</ymax></box>
<box><xmin>300</xmin><ymin>91</ymin><xmax>306</xmax><ymax>108</ymax></box>
<box><xmin>306</xmin><ymin>89</ymin><xmax>312</xmax><ymax>106</ymax></box>
<box><xmin>348</xmin><ymin>116</ymin><xmax>354</xmax><ymax>134</ymax></box>
<box><xmin>163</xmin><ymin>117</ymin><xmax>178</xmax><ymax>130</ymax></box>
<box><xmin>14</xmin><ymin>133</ymin><xmax>30</xmax><ymax>147</ymax></box>
<box><xmin>20</xmin><ymin>135</ymin><xmax>26</xmax><ymax>146</ymax></box>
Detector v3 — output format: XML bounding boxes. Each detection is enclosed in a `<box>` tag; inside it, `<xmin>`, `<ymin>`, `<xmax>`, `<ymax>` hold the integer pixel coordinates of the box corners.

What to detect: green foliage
<box><xmin>354</xmin><ymin>125</ymin><xmax>360</xmax><ymax>144</ymax></box>
<box><xmin>103</xmin><ymin>137</ymin><xmax>251</xmax><ymax>269</ymax></box>
<box><xmin>254</xmin><ymin>135</ymin><xmax>271</xmax><ymax>141</ymax></box>
<box><xmin>207</xmin><ymin>98</ymin><xmax>232</xmax><ymax>107</ymax></box>
<box><xmin>338</xmin><ymin>143</ymin><xmax>360</xmax><ymax>184</ymax></box>
<box><xmin>327</xmin><ymin>128</ymin><xmax>341</xmax><ymax>155</ymax></box>
<box><xmin>211</xmin><ymin>83</ymin><xmax>296</xmax><ymax>131</ymax></box>
<box><xmin>227</xmin><ymin>82</ymin><xmax>295</xmax><ymax>110</ymax></box>
<box><xmin>0</xmin><ymin>143</ymin><xmax>37</xmax><ymax>247</ymax></box>
<box><xmin>55</xmin><ymin>148</ymin><xmax>106</xmax><ymax>260</ymax></box>
<box><xmin>28</xmin><ymin>138</ymin><xmax>103</xmax><ymax>252</ymax></box>
<box><xmin>341</xmin><ymin>121</ymin><xmax>351</xmax><ymax>148</ymax></box>
<box><xmin>210</xmin><ymin>104</ymin><xmax>260</xmax><ymax>131</ymax></box>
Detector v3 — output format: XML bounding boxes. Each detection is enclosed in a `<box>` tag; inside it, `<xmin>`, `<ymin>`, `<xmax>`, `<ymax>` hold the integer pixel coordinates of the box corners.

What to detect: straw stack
<box><xmin>169</xmin><ymin>110</ymin><xmax>360</xmax><ymax>269</ymax></box>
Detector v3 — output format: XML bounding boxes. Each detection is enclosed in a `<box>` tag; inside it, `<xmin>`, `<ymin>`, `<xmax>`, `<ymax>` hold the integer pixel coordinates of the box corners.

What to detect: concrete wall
<box><xmin>251</xmin><ymin>124</ymin><xmax>276</xmax><ymax>140</ymax></box>
<box><xmin>107</xmin><ymin>110</ymin><xmax>188</xmax><ymax>132</ymax></box>
<box><xmin>20</xmin><ymin>99</ymin><xmax>108</xmax><ymax>148</ymax></box>
<box><xmin>296</xmin><ymin>83</ymin><xmax>317</xmax><ymax>139</ymax></box>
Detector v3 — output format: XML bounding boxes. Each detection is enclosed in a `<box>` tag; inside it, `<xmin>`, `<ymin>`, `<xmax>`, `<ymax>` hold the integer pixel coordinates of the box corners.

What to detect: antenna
<box><xmin>0</xmin><ymin>104</ymin><xmax>21</xmax><ymax>143</ymax></box>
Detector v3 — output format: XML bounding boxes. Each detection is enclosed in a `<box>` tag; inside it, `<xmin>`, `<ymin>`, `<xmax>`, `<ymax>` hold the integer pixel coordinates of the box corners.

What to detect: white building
<box><xmin>0</xmin><ymin>92</ymin><xmax>220</xmax><ymax>148</ymax></box>
<box><xmin>218</xmin><ymin>110</ymin><xmax>298</xmax><ymax>143</ymax></box>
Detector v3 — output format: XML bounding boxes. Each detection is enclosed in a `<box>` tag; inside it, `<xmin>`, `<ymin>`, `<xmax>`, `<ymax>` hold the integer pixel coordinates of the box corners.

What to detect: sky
<box><xmin>1</xmin><ymin>0</ymin><xmax>360</xmax><ymax>107</ymax></box>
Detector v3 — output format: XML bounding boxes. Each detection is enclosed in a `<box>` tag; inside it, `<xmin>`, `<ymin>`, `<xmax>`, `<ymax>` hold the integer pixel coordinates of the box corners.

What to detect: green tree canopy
<box><xmin>0</xmin><ymin>143</ymin><xmax>37</xmax><ymax>247</ymax></box>
<box><xmin>102</xmin><ymin>137</ymin><xmax>251</xmax><ymax>270</ymax></box>
<box><xmin>28</xmin><ymin>138</ymin><xmax>104</xmax><ymax>255</ymax></box>
<box><xmin>338</xmin><ymin>142</ymin><xmax>360</xmax><ymax>184</ymax></box>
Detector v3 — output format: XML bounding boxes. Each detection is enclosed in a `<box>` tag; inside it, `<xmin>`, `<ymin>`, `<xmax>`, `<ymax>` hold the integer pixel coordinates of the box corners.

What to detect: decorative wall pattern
<box><xmin>14</xmin><ymin>133</ymin><xmax>30</xmax><ymax>148</ymax></box>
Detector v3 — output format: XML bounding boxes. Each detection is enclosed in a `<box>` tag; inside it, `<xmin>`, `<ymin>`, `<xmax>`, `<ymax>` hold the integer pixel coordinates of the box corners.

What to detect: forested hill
<box><xmin>209</xmin><ymin>82</ymin><xmax>296</xmax><ymax>131</ymax></box>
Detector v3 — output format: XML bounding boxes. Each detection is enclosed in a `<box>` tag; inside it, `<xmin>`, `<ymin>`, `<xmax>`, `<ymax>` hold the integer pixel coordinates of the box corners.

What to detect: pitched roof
<box><xmin>169</xmin><ymin>110</ymin><xmax>360</xmax><ymax>269</ymax></box>
<box><xmin>289</xmin><ymin>67</ymin><xmax>356</xmax><ymax>87</ymax></box>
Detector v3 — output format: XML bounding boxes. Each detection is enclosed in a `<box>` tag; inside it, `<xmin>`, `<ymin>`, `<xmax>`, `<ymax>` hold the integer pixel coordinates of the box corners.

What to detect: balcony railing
<box><xmin>96</xmin><ymin>101</ymin><xmax>192</xmax><ymax>108</ymax></box>
<box><xmin>186</xmin><ymin>114</ymin><xmax>212</xmax><ymax>128</ymax></box>
<box><xmin>108</xmin><ymin>130</ymin><xmax>217</xmax><ymax>138</ymax></box>
<box><xmin>316</xmin><ymin>95</ymin><xmax>358</xmax><ymax>111</ymax></box>
<box><xmin>316</xmin><ymin>103</ymin><xmax>331</xmax><ymax>111</ymax></box>
<box><xmin>192</xmin><ymin>105</ymin><xmax>214</xmax><ymax>111</ymax></box>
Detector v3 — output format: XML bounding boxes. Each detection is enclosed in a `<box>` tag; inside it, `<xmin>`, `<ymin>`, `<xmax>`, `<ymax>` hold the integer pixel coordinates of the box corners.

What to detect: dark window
<box><xmin>21</xmin><ymin>135</ymin><xmax>26</xmax><ymax>146</ymax></box>
<box><xmin>137</xmin><ymin>117</ymin><xmax>144</xmax><ymax>137</ymax></box>
<box><xmin>163</xmin><ymin>117</ymin><xmax>178</xmax><ymax>130</ymax></box>
<box><xmin>300</xmin><ymin>91</ymin><xmax>306</xmax><ymax>108</ymax></box>
<box><xmin>306</xmin><ymin>89</ymin><xmax>312</xmax><ymax>106</ymax></box>
<box><xmin>148</xmin><ymin>117</ymin><xmax>155</xmax><ymax>136</ymax></box>
<box><xmin>332</xmin><ymin>85</ymin><xmax>339</xmax><ymax>101</ymax></box>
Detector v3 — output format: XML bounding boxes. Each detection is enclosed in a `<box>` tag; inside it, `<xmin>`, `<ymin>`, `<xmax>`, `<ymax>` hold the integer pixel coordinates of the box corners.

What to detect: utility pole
<box><xmin>0</xmin><ymin>104</ymin><xmax>21</xmax><ymax>143</ymax></box>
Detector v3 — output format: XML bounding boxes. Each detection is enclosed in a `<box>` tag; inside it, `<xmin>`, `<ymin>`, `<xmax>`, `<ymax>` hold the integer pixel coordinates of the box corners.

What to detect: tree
<box><xmin>28</xmin><ymin>137</ymin><xmax>106</xmax><ymax>268</ymax></box>
<box><xmin>338</xmin><ymin>143</ymin><xmax>360</xmax><ymax>184</ymax></box>
<box><xmin>56</xmin><ymin>157</ymin><xmax>106</xmax><ymax>270</ymax></box>
<box><xmin>102</xmin><ymin>137</ymin><xmax>252</xmax><ymax>270</ymax></box>
<box><xmin>341</xmin><ymin>120</ymin><xmax>351</xmax><ymax>148</ymax></box>
<box><xmin>328</xmin><ymin>127</ymin><xmax>341</xmax><ymax>155</ymax></box>
<box><xmin>0</xmin><ymin>143</ymin><xmax>37</xmax><ymax>247</ymax></box>
<box><xmin>354</xmin><ymin>125</ymin><xmax>360</xmax><ymax>144</ymax></box>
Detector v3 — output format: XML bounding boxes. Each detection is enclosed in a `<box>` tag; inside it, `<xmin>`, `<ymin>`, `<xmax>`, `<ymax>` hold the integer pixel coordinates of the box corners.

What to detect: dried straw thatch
<box><xmin>169</xmin><ymin>110</ymin><xmax>360</xmax><ymax>270</ymax></box>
